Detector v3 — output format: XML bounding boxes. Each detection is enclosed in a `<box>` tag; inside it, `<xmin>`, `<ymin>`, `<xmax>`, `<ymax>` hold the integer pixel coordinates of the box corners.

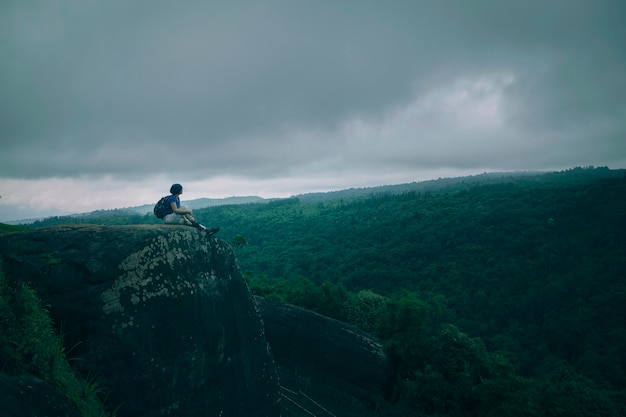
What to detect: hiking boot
<box><xmin>206</xmin><ymin>227</ymin><xmax>220</xmax><ymax>236</ymax></box>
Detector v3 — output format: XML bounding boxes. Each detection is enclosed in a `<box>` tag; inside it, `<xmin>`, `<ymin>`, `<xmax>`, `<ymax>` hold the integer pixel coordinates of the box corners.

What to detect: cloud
<box><xmin>0</xmin><ymin>0</ymin><xmax>625</xmax><ymax>220</ymax></box>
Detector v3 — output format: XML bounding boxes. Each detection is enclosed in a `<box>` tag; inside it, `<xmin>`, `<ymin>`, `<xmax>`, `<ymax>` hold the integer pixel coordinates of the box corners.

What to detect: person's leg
<box><xmin>177</xmin><ymin>206</ymin><xmax>196</xmax><ymax>225</ymax></box>
<box><xmin>185</xmin><ymin>215</ymin><xmax>219</xmax><ymax>235</ymax></box>
<box><xmin>163</xmin><ymin>213</ymin><xmax>190</xmax><ymax>225</ymax></box>
<box><xmin>177</xmin><ymin>205</ymin><xmax>219</xmax><ymax>235</ymax></box>
<box><xmin>178</xmin><ymin>206</ymin><xmax>205</xmax><ymax>230</ymax></box>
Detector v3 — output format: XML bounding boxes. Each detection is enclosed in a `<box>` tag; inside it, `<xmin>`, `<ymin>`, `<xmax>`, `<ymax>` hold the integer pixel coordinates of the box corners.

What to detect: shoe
<box><xmin>206</xmin><ymin>227</ymin><xmax>220</xmax><ymax>236</ymax></box>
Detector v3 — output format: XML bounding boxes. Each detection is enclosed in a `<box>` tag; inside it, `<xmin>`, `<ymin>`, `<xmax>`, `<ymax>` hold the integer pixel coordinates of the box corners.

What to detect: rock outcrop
<box><xmin>256</xmin><ymin>297</ymin><xmax>390</xmax><ymax>397</ymax></box>
<box><xmin>255</xmin><ymin>297</ymin><xmax>392</xmax><ymax>417</ymax></box>
<box><xmin>0</xmin><ymin>225</ymin><xmax>283</xmax><ymax>417</ymax></box>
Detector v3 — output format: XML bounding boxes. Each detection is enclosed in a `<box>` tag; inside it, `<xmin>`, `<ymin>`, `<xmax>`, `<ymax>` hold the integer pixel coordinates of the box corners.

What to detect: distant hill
<box><xmin>3</xmin><ymin>196</ymin><xmax>272</xmax><ymax>225</ymax></box>
<box><xmin>5</xmin><ymin>166</ymin><xmax>624</xmax><ymax>225</ymax></box>
<box><xmin>293</xmin><ymin>171</ymin><xmax>540</xmax><ymax>202</ymax></box>
<box><xmin>293</xmin><ymin>167</ymin><xmax>625</xmax><ymax>202</ymax></box>
<box><xmin>125</xmin><ymin>195</ymin><xmax>272</xmax><ymax>215</ymax></box>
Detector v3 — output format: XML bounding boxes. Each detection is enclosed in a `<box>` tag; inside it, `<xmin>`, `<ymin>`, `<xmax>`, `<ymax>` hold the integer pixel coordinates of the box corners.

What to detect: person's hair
<box><xmin>170</xmin><ymin>183</ymin><xmax>183</xmax><ymax>194</ymax></box>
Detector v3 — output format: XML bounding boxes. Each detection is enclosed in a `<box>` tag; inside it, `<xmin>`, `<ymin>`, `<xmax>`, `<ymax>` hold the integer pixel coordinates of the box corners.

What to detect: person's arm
<box><xmin>170</xmin><ymin>202</ymin><xmax>192</xmax><ymax>215</ymax></box>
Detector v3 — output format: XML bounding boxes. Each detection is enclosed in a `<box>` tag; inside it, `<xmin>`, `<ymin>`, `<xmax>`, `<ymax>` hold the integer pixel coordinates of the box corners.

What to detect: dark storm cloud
<box><xmin>1</xmin><ymin>0</ymin><xmax>625</xmax><ymax>181</ymax></box>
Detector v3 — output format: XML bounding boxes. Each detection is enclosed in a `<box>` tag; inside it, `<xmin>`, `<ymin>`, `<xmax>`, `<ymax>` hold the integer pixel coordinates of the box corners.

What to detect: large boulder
<box><xmin>255</xmin><ymin>296</ymin><xmax>392</xmax><ymax>417</ymax></box>
<box><xmin>0</xmin><ymin>225</ymin><xmax>284</xmax><ymax>417</ymax></box>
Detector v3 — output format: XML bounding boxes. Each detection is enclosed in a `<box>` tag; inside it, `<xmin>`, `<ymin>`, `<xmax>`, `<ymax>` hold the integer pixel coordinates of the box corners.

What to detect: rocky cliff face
<box><xmin>255</xmin><ymin>297</ymin><xmax>392</xmax><ymax>417</ymax></box>
<box><xmin>0</xmin><ymin>225</ymin><xmax>283</xmax><ymax>417</ymax></box>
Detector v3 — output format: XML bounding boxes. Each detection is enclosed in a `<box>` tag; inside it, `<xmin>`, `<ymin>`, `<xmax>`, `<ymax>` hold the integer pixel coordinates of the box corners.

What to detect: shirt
<box><xmin>164</xmin><ymin>195</ymin><xmax>179</xmax><ymax>216</ymax></box>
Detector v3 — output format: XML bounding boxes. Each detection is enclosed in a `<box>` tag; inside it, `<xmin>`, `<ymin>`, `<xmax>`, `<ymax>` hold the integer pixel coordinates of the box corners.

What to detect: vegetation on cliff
<box><xmin>0</xmin><ymin>266</ymin><xmax>114</xmax><ymax>417</ymax></box>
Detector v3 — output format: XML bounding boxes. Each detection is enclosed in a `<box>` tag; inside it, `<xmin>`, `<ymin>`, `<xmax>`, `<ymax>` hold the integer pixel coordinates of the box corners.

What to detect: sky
<box><xmin>1</xmin><ymin>0</ymin><xmax>625</xmax><ymax>222</ymax></box>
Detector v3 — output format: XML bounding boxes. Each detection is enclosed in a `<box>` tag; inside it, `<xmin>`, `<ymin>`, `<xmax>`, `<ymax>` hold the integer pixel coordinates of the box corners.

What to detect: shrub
<box><xmin>0</xmin><ymin>266</ymin><xmax>114</xmax><ymax>417</ymax></box>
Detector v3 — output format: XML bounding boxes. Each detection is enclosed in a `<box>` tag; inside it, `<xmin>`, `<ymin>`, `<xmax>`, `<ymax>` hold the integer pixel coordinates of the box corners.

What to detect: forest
<box><xmin>19</xmin><ymin>167</ymin><xmax>626</xmax><ymax>416</ymax></box>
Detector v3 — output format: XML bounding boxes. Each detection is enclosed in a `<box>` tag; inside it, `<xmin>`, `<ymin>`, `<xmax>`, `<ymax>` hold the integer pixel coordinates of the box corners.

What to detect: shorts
<box><xmin>163</xmin><ymin>205</ymin><xmax>194</xmax><ymax>225</ymax></box>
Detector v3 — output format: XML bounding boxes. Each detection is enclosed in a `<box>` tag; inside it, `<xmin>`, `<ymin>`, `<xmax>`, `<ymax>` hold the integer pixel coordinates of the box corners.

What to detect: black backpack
<box><xmin>154</xmin><ymin>196</ymin><xmax>169</xmax><ymax>219</ymax></box>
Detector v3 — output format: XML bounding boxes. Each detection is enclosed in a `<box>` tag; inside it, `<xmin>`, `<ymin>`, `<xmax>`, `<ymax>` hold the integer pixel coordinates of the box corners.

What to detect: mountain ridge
<box><xmin>4</xmin><ymin>166</ymin><xmax>623</xmax><ymax>225</ymax></box>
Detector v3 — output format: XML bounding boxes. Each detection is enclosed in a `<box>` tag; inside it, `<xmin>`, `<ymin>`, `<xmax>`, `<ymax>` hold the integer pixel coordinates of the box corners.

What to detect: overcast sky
<box><xmin>1</xmin><ymin>0</ymin><xmax>625</xmax><ymax>222</ymax></box>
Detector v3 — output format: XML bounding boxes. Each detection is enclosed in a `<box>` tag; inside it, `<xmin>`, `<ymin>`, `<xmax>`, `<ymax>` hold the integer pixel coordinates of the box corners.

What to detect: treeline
<box><xmin>25</xmin><ymin>167</ymin><xmax>626</xmax><ymax>415</ymax></box>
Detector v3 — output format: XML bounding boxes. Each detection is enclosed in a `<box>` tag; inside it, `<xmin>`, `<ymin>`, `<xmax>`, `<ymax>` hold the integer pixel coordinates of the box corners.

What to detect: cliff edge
<box><xmin>0</xmin><ymin>225</ymin><xmax>283</xmax><ymax>417</ymax></box>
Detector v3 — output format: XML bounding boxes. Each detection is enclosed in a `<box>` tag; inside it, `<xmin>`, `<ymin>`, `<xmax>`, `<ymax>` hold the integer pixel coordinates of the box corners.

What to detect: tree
<box><xmin>376</xmin><ymin>291</ymin><xmax>430</xmax><ymax>370</ymax></box>
<box><xmin>231</xmin><ymin>234</ymin><xmax>248</xmax><ymax>249</ymax></box>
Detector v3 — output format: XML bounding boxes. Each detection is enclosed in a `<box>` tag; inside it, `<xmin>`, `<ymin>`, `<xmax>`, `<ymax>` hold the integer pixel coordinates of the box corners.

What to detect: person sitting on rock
<box><xmin>162</xmin><ymin>183</ymin><xmax>220</xmax><ymax>236</ymax></box>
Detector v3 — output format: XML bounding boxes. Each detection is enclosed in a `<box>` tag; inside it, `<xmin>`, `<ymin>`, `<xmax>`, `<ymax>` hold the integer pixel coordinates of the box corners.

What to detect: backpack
<box><xmin>154</xmin><ymin>196</ymin><xmax>169</xmax><ymax>219</ymax></box>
